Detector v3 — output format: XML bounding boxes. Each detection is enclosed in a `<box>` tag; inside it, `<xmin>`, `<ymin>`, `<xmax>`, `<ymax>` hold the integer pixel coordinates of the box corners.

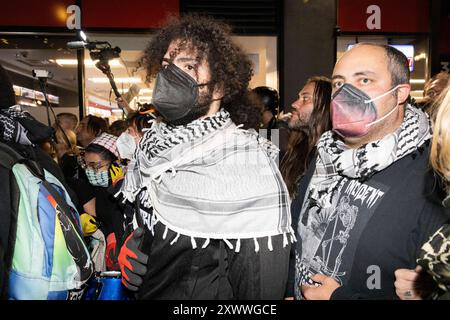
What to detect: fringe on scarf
<box><xmin>143</xmin><ymin>218</ymin><xmax>296</xmax><ymax>253</ymax></box>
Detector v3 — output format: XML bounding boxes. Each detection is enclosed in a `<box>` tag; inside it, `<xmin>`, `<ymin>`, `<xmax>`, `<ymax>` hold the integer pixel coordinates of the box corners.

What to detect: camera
<box><xmin>32</xmin><ymin>69</ymin><xmax>53</xmax><ymax>79</ymax></box>
<box><xmin>89</xmin><ymin>46</ymin><xmax>121</xmax><ymax>62</ymax></box>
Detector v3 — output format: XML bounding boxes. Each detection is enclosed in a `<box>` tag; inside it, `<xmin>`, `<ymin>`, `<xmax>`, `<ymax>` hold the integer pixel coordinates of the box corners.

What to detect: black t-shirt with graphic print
<box><xmin>288</xmin><ymin>143</ymin><xmax>450</xmax><ymax>299</ymax></box>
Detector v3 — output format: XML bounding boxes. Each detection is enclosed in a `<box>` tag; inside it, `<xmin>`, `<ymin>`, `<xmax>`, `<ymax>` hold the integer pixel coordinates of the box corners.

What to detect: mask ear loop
<box><xmin>364</xmin><ymin>85</ymin><xmax>401</xmax><ymax>104</ymax></box>
<box><xmin>365</xmin><ymin>85</ymin><xmax>402</xmax><ymax>127</ymax></box>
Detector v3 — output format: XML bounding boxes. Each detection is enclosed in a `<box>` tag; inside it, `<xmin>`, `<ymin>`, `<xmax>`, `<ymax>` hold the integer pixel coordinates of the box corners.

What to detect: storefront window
<box><xmin>0</xmin><ymin>34</ymin><xmax>79</xmax><ymax>124</ymax></box>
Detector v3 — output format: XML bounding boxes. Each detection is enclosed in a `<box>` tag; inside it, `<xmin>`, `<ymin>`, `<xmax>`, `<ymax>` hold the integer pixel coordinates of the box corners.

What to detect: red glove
<box><xmin>118</xmin><ymin>227</ymin><xmax>149</xmax><ymax>291</ymax></box>
<box><xmin>105</xmin><ymin>233</ymin><xmax>120</xmax><ymax>271</ymax></box>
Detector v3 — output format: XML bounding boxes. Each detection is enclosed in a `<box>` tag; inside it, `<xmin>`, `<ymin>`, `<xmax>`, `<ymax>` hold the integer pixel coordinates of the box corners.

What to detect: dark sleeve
<box><xmin>412</xmin><ymin>200</ymin><xmax>450</xmax><ymax>261</ymax></box>
<box><xmin>331</xmin><ymin>286</ymin><xmax>368</xmax><ymax>300</ymax></box>
<box><xmin>66</xmin><ymin>177</ymin><xmax>95</xmax><ymax>207</ymax></box>
<box><xmin>331</xmin><ymin>200</ymin><xmax>450</xmax><ymax>301</ymax></box>
<box><xmin>59</xmin><ymin>154</ymin><xmax>79</xmax><ymax>179</ymax></box>
<box><xmin>285</xmin><ymin>244</ymin><xmax>296</xmax><ymax>297</ymax></box>
<box><xmin>285</xmin><ymin>151</ymin><xmax>318</xmax><ymax>297</ymax></box>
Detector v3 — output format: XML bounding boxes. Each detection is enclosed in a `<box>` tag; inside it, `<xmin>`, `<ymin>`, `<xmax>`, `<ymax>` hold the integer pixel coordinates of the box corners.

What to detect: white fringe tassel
<box><xmin>267</xmin><ymin>236</ymin><xmax>273</xmax><ymax>252</ymax></box>
<box><xmin>253</xmin><ymin>238</ymin><xmax>260</xmax><ymax>253</ymax></box>
<box><xmin>162</xmin><ymin>226</ymin><xmax>168</xmax><ymax>240</ymax></box>
<box><xmin>170</xmin><ymin>233</ymin><xmax>180</xmax><ymax>246</ymax></box>
<box><xmin>223</xmin><ymin>238</ymin><xmax>234</xmax><ymax>250</ymax></box>
<box><xmin>283</xmin><ymin>232</ymin><xmax>289</xmax><ymax>248</ymax></box>
<box><xmin>289</xmin><ymin>226</ymin><xmax>297</xmax><ymax>242</ymax></box>
<box><xmin>234</xmin><ymin>238</ymin><xmax>241</xmax><ymax>253</ymax></box>
<box><xmin>191</xmin><ymin>237</ymin><xmax>197</xmax><ymax>249</ymax></box>
<box><xmin>202</xmin><ymin>238</ymin><xmax>210</xmax><ymax>249</ymax></box>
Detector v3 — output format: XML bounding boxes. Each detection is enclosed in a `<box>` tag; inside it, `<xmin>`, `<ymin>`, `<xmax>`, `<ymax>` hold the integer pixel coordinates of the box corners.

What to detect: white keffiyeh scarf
<box><xmin>310</xmin><ymin>104</ymin><xmax>431</xmax><ymax>209</ymax></box>
<box><xmin>118</xmin><ymin>109</ymin><xmax>294</xmax><ymax>251</ymax></box>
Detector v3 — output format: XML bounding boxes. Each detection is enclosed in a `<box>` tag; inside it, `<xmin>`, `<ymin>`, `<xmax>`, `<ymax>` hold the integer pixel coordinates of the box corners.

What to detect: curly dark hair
<box><xmin>141</xmin><ymin>15</ymin><xmax>260</xmax><ymax>129</ymax></box>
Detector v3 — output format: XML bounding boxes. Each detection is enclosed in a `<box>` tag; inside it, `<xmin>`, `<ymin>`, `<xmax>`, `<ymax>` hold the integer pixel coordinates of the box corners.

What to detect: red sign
<box><xmin>338</xmin><ymin>0</ymin><xmax>430</xmax><ymax>33</ymax></box>
<box><xmin>1</xmin><ymin>0</ymin><xmax>75</xmax><ymax>27</ymax></box>
<box><xmin>0</xmin><ymin>0</ymin><xmax>179</xmax><ymax>29</ymax></box>
<box><xmin>81</xmin><ymin>0</ymin><xmax>179</xmax><ymax>29</ymax></box>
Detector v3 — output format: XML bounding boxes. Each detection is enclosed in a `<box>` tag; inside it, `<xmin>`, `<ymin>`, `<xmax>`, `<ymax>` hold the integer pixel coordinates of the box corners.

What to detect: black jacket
<box><xmin>287</xmin><ymin>143</ymin><xmax>450</xmax><ymax>299</ymax></box>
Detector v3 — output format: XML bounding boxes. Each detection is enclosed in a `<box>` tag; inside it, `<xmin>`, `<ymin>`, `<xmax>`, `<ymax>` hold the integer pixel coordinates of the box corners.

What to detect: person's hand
<box><xmin>394</xmin><ymin>266</ymin><xmax>436</xmax><ymax>300</ymax></box>
<box><xmin>301</xmin><ymin>274</ymin><xmax>341</xmax><ymax>300</ymax></box>
<box><xmin>278</xmin><ymin>111</ymin><xmax>292</xmax><ymax>122</ymax></box>
<box><xmin>79</xmin><ymin>213</ymin><xmax>98</xmax><ymax>236</ymax></box>
<box><xmin>116</xmin><ymin>97</ymin><xmax>133</xmax><ymax>115</ymax></box>
<box><xmin>118</xmin><ymin>228</ymin><xmax>149</xmax><ymax>291</ymax></box>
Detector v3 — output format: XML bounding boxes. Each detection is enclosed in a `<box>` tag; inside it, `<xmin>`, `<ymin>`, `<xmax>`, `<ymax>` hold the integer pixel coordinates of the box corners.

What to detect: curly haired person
<box><xmin>117</xmin><ymin>15</ymin><xmax>293</xmax><ymax>300</ymax></box>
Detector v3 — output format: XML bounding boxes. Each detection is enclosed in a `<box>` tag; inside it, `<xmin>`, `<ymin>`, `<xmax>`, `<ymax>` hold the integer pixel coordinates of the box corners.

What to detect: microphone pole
<box><xmin>36</xmin><ymin>76</ymin><xmax>52</xmax><ymax>128</ymax></box>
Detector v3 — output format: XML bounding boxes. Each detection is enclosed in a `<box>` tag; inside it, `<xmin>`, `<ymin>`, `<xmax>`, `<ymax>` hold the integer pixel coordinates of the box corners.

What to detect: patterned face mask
<box><xmin>85</xmin><ymin>168</ymin><xmax>110</xmax><ymax>187</ymax></box>
<box><xmin>331</xmin><ymin>83</ymin><xmax>400</xmax><ymax>138</ymax></box>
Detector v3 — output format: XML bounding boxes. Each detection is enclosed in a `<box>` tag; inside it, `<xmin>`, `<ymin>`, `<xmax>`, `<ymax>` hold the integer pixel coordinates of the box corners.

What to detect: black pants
<box><xmin>136</xmin><ymin>222</ymin><xmax>290</xmax><ymax>300</ymax></box>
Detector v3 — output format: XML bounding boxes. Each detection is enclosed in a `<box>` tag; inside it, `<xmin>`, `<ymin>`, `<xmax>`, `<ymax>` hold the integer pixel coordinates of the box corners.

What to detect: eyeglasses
<box><xmin>80</xmin><ymin>159</ymin><xmax>109</xmax><ymax>173</ymax></box>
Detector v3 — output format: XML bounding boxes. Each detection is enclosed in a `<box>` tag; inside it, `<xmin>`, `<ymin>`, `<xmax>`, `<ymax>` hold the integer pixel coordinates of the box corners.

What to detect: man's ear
<box><xmin>397</xmin><ymin>84</ymin><xmax>411</xmax><ymax>105</ymax></box>
<box><xmin>212</xmin><ymin>83</ymin><xmax>225</xmax><ymax>101</ymax></box>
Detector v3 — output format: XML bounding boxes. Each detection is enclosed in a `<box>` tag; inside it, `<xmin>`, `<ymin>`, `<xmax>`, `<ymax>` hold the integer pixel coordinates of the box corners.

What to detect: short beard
<box><xmin>166</xmin><ymin>90</ymin><xmax>214</xmax><ymax>126</ymax></box>
<box><xmin>288</xmin><ymin>119</ymin><xmax>309</xmax><ymax>132</ymax></box>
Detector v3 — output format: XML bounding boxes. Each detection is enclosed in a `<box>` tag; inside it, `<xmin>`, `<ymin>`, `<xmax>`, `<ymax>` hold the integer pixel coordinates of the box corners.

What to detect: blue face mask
<box><xmin>85</xmin><ymin>169</ymin><xmax>110</xmax><ymax>187</ymax></box>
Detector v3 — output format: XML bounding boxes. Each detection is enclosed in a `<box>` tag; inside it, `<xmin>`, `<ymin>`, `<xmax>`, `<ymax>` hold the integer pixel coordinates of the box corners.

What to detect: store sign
<box><xmin>338</xmin><ymin>0</ymin><xmax>429</xmax><ymax>33</ymax></box>
<box><xmin>0</xmin><ymin>0</ymin><xmax>179</xmax><ymax>29</ymax></box>
<box><xmin>1</xmin><ymin>0</ymin><xmax>75</xmax><ymax>27</ymax></box>
<box><xmin>81</xmin><ymin>0</ymin><xmax>179</xmax><ymax>29</ymax></box>
<box><xmin>66</xmin><ymin>5</ymin><xmax>81</xmax><ymax>30</ymax></box>
<box><xmin>366</xmin><ymin>5</ymin><xmax>381</xmax><ymax>30</ymax></box>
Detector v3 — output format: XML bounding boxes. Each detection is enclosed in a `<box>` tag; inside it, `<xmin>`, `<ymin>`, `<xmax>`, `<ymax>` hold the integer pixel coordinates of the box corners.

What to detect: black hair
<box><xmin>84</xmin><ymin>115</ymin><xmax>109</xmax><ymax>137</ymax></box>
<box><xmin>141</xmin><ymin>15</ymin><xmax>258</xmax><ymax>129</ymax></box>
<box><xmin>109</xmin><ymin>119</ymin><xmax>128</xmax><ymax>137</ymax></box>
<box><xmin>355</xmin><ymin>43</ymin><xmax>410</xmax><ymax>87</ymax></box>
<box><xmin>252</xmin><ymin>86</ymin><xmax>279</xmax><ymax>115</ymax></box>
<box><xmin>84</xmin><ymin>143</ymin><xmax>117</xmax><ymax>162</ymax></box>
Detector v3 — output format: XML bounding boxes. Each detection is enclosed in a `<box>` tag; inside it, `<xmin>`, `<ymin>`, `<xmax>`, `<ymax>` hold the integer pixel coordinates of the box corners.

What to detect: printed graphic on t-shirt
<box><xmin>295</xmin><ymin>178</ymin><xmax>388</xmax><ymax>298</ymax></box>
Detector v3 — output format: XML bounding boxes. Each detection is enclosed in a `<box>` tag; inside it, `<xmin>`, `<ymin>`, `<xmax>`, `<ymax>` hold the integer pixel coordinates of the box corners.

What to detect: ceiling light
<box><xmin>410</xmin><ymin>79</ymin><xmax>426</xmax><ymax>84</ymax></box>
<box><xmin>55</xmin><ymin>59</ymin><xmax>122</xmax><ymax>67</ymax></box>
<box><xmin>85</xmin><ymin>59</ymin><xmax>122</xmax><ymax>67</ymax></box>
<box><xmin>80</xmin><ymin>31</ymin><xmax>87</xmax><ymax>42</ymax></box>
<box><xmin>89</xmin><ymin>77</ymin><xmax>142</xmax><ymax>84</ymax></box>
<box><xmin>117</xmin><ymin>88</ymin><xmax>153</xmax><ymax>94</ymax></box>
<box><xmin>414</xmin><ymin>53</ymin><xmax>427</xmax><ymax>61</ymax></box>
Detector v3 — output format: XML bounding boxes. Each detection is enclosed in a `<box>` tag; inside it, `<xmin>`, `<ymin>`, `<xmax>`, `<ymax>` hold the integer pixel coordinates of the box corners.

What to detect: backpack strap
<box><xmin>0</xmin><ymin>142</ymin><xmax>24</xmax><ymax>169</ymax></box>
<box><xmin>41</xmin><ymin>180</ymin><xmax>81</xmax><ymax>231</ymax></box>
<box><xmin>0</xmin><ymin>142</ymin><xmax>22</xmax><ymax>299</ymax></box>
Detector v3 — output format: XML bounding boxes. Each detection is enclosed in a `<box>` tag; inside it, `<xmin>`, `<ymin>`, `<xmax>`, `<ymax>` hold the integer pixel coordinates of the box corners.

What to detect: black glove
<box><xmin>118</xmin><ymin>227</ymin><xmax>149</xmax><ymax>291</ymax></box>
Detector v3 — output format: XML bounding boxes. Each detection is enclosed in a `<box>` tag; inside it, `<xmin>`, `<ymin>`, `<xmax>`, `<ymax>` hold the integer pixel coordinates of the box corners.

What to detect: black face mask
<box><xmin>152</xmin><ymin>62</ymin><xmax>210</xmax><ymax>126</ymax></box>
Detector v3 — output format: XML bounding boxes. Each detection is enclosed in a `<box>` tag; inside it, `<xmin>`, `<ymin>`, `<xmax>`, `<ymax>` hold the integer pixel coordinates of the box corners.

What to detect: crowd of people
<box><xmin>0</xmin><ymin>15</ymin><xmax>449</xmax><ymax>300</ymax></box>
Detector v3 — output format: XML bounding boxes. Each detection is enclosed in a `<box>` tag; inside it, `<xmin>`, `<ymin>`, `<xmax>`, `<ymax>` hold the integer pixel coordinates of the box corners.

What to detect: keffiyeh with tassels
<box><xmin>0</xmin><ymin>105</ymin><xmax>32</xmax><ymax>144</ymax></box>
<box><xmin>117</xmin><ymin>109</ymin><xmax>294</xmax><ymax>251</ymax></box>
<box><xmin>0</xmin><ymin>105</ymin><xmax>53</xmax><ymax>145</ymax></box>
<box><xmin>309</xmin><ymin>104</ymin><xmax>431</xmax><ymax>209</ymax></box>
